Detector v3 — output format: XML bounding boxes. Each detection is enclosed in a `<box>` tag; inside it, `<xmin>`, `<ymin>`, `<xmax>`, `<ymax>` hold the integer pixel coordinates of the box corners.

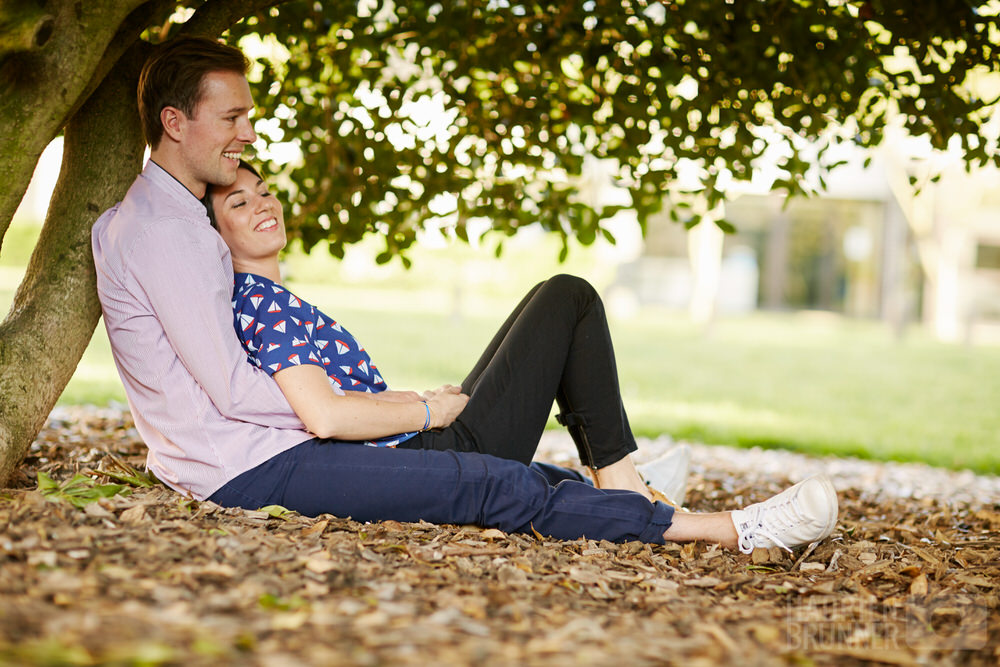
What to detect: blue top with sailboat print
<box><xmin>231</xmin><ymin>272</ymin><xmax>416</xmax><ymax>448</ymax></box>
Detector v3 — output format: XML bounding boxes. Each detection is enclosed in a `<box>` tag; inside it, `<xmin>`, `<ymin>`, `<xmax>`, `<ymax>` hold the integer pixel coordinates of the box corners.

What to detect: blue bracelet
<box><xmin>421</xmin><ymin>401</ymin><xmax>431</xmax><ymax>431</ymax></box>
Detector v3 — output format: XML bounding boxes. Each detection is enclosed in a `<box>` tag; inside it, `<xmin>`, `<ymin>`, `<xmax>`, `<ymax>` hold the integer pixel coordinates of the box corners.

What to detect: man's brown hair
<box><xmin>138</xmin><ymin>36</ymin><xmax>250</xmax><ymax>148</ymax></box>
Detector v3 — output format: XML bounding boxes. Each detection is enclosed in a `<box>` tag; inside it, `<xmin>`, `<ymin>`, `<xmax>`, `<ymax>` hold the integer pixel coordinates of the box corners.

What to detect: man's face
<box><xmin>175</xmin><ymin>70</ymin><xmax>257</xmax><ymax>197</ymax></box>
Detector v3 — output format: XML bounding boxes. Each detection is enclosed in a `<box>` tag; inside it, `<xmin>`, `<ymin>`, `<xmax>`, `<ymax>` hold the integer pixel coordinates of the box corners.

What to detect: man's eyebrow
<box><xmin>221</xmin><ymin>106</ymin><xmax>251</xmax><ymax>115</ymax></box>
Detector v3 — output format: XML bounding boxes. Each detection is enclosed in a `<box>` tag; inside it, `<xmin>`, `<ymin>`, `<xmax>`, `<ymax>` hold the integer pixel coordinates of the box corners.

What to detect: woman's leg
<box><xmin>403</xmin><ymin>275</ymin><xmax>641</xmax><ymax>483</ymax></box>
<box><xmin>209</xmin><ymin>440</ymin><xmax>673</xmax><ymax>543</ymax></box>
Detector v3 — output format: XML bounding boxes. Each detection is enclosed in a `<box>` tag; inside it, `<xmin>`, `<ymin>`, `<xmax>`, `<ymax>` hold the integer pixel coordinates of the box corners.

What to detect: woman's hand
<box><xmin>421</xmin><ymin>384</ymin><xmax>463</xmax><ymax>401</ymax></box>
<box><xmin>425</xmin><ymin>385</ymin><xmax>469</xmax><ymax>429</ymax></box>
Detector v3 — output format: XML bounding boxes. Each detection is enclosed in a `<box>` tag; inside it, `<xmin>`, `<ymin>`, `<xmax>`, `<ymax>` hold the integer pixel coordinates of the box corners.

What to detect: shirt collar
<box><xmin>142</xmin><ymin>159</ymin><xmax>210</xmax><ymax>220</ymax></box>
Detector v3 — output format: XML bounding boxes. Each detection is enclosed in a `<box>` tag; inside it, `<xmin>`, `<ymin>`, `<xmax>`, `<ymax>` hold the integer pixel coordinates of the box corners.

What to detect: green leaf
<box><xmin>36</xmin><ymin>471</ymin><xmax>59</xmax><ymax>493</ymax></box>
<box><xmin>746</xmin><ymin>564</ymin><xmax>778</xmax><ymax>572</ymax></box>
<box><xmin>95</xmin><ymin>458</ymin><xmax>158</xmax><ymax>488</ymax></box>
<box><xmin>258</xmin><ymin>593</ymin><xmax>307</xmax><ymax>611</ymax></box>
<box><xmin>713</xmin><ymin>218</ymin><xmax>736</xmax><ymax>234</ymax></box>
<box><xmin>37</xmin><ymin>472</ymin><xmax>129</xmax><ymax>510</ymax></box>
<box><xmin>257</xmin><ymin>504</ymin><xmax>293</xmax><ymax>519</ymax></box>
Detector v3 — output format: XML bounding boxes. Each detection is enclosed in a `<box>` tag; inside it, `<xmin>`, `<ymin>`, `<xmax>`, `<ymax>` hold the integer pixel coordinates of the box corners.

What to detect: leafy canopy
<box><xmin>203</xmin><ymin>0</ymin><xmax>1000</xmax><ymax>263</ymax></box>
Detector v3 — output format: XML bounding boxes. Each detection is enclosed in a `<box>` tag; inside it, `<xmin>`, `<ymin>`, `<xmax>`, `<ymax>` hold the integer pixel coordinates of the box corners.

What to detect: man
<box><xmin>92</xmin><ymin>37</ymin><xmax>309</xmax><ymax>498</ymax></box>
<box><xmin>92</xmin><ymin>36</ymin><xmax>838</xmax><ymax>551</ymax></box>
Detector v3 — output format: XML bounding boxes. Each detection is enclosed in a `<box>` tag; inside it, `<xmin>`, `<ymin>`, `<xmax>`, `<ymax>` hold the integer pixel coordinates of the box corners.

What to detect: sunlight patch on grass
<box><xmin>628</xmin><ymin>399</ymin><xmax>799</xmax><ymax>433</ymax></box>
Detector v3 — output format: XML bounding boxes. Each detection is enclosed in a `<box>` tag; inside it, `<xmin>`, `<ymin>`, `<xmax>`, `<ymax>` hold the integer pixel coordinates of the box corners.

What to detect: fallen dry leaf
<box><xmin>0</xmin><ymin>406</ymin><xmax>997</xmax><ymax>666</ymax></box>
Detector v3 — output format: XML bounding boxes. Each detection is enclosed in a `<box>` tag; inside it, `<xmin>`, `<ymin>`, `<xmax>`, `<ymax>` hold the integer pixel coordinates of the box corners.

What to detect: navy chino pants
<box><xmin>209</xmin><ymin>439</ymin><xmax>673</xmax><ymax>543</ymax></box>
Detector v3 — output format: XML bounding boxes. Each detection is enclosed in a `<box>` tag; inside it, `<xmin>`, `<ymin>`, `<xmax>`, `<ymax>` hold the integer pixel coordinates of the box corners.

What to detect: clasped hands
<box><xmin>376</xmin><ymin>384</ymin><xmax>469</xmax><ymax>429</ymax></box>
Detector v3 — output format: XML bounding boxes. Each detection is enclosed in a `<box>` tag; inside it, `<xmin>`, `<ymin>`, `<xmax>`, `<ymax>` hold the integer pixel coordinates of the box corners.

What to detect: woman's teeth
<box><xmin>223</xmin><ymin>152</ymin><xmax>241</xmax><ymax>161</ymax></box>
<box><xmin>255</xmin><ymin>218</ymin><xmax>277</xmax><ymax>231</ymax></box>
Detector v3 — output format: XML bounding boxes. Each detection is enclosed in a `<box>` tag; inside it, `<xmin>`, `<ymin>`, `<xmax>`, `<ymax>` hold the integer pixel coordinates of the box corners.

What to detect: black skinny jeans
<box><xmin>400</xmin><ymin>274</ymin><xmax>637</xmax><ymax>469</ymax></box>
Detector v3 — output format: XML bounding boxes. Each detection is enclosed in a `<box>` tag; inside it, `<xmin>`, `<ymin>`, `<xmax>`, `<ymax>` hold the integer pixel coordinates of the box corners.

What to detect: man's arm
<box><xmin>132</xmin><ymin>220</ymin><xmax>305</xmax><ymax>430</ymax></box>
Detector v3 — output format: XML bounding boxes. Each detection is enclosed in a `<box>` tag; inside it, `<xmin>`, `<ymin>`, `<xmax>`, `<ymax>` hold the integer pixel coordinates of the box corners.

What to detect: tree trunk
<box><xmin>0</xmin><ymin>49</ymin><xmax>145</xmax><ymax>486</ymax></box>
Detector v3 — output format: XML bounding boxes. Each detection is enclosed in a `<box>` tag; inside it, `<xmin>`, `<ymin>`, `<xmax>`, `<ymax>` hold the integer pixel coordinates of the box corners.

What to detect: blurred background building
<box><xmin>605</xmin><ymin>142</ymin><xmax>1000</xmax><ymax>345</ymax></box>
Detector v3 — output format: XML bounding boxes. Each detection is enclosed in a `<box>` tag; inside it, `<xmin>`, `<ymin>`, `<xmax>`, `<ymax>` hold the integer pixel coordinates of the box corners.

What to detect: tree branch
<box><xmin>71</xmin><ymin>0</ymin><xmax>177</xmax><ymax>126</ymax></box>
<box><xmin>0</xmin><ymin>0</ymin><xmax>158</xmax><ymax>246</ymax></box>
<box><xmin>0</xmin><ymin>0</ymin><xmax>55</xmax><ymax>59</ymax></box>
<box><xmin>181</xmin><ymin>0</ymin><xmax>291</xmax><ymax>38</ymax></box>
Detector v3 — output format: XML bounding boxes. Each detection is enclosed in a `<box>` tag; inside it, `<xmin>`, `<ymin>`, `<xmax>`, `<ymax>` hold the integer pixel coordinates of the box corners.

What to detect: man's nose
<box><xmin>237</xmin><ymin>116</ymin><xmax>257</xmax><ymax>144</ymax></box>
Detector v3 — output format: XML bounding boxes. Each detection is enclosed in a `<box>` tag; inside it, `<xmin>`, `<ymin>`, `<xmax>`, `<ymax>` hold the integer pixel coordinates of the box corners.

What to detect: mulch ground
<box><xmin>1</xmin><ymin>407</ymin><xmax>998</xmax><ymax>666</ymax></box>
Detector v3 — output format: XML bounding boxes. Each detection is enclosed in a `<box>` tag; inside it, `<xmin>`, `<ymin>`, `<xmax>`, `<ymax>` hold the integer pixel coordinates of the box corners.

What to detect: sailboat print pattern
<box><xmin>232</xmin><ymin>272</ymin><xmax>414</xmax><ymax>448</ymax></box>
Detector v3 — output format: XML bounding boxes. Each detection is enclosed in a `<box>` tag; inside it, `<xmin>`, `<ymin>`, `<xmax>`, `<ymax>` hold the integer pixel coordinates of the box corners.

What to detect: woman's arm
<box><xmin>365</xmin><ymin>390</ymin><xmax>423</xmax><ymax>403</ymax></box>
<box><xmin>272</xmin><ymin>364</ymin><xmax>468</xmax><ymax>440</ymax></box>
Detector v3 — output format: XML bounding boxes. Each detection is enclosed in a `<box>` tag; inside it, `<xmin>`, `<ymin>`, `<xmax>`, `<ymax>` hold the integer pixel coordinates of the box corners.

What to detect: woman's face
<box><xmin>209</xmin><ymin>167</ymin><xmax>287</xmax><ymax>268</ymax></box>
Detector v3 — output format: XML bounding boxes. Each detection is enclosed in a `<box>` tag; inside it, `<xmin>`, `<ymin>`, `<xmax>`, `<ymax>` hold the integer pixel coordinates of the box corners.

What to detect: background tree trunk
<box><xmin>0</xmin><ymin>48</ymin><xmax>145</xmax><ymax>485</ymax></box>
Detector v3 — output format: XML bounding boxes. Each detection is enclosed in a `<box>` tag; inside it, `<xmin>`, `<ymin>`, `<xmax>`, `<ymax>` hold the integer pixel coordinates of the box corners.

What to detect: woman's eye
<box><xmin>232</xmin><ymin>201</ymin><xmax>246</xmax><ymax>209</ymax></box>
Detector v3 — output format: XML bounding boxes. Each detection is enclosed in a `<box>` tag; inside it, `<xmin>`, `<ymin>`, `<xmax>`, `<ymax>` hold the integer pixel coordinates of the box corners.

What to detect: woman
<box><xmin>208</xmin><ymin>162</ymin><xmax>679</xmax><ymax>502</ymax></box>
<box><xmin>202</xmin><ymin>160</ymin><xmax>839</xmax><ymax>553</ymax></box>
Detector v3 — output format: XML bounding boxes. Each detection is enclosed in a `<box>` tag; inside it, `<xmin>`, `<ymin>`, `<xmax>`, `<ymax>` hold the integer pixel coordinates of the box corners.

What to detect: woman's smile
<box><xmin>207</xmin><ymin>164</ymin><xmax>288</xmax><ymax>280</ymax></box>
<box><xmin>254</xmin><ymin>216</ymin><xmax>278</xmax><ymax>232</ymax></box>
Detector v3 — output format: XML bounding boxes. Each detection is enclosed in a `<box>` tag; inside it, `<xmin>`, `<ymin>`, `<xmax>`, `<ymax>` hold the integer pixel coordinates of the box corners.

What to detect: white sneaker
<box><xmin>730</xmin><ymin>474</ymin><xmax>838</xmax><ymax>554</ymax></box>
<box><xmin>636</xmin><ymin>443</ymin><xmax>691</xmax><ymax>507</ymax></box>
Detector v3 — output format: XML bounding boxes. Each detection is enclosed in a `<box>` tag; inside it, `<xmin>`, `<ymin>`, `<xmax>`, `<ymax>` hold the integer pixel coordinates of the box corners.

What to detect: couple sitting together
<box><xmin>91</xmin><ymin>36</ymin><xmax>839</xmax><ymax>553</ymax></box>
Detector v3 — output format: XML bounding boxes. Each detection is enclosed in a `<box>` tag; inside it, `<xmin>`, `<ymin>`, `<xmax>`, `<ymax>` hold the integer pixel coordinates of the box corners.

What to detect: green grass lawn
<box><xmin>304</xmin><ymin>298</ymin><xmax>1000</xmax><ymax>474</ymax></box>
<box><xmin>4</xmin><ymin>221</ymin><xmax>999</xmax><ymax>474</ymax></box>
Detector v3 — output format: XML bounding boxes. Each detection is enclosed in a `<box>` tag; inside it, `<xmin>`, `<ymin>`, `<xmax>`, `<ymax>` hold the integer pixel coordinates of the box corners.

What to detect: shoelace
<box><xmin>736</xmin><ymin>495</ymin><xmax>807</xmax><ymax>553</ymax></box>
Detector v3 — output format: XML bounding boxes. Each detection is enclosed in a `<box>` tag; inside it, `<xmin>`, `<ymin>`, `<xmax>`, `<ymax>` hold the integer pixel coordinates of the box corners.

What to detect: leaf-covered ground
<box><xmin>1</xmin><ymin>407</ymin><xmax>998</xmax><ymax>666</ymax></box>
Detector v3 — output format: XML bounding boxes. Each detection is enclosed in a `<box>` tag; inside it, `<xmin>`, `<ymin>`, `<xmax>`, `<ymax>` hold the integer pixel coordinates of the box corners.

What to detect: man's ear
<box><xmin>160</xmin><ymin>106</ymin><xmax>185</xmax><ymax>143</ymax></box>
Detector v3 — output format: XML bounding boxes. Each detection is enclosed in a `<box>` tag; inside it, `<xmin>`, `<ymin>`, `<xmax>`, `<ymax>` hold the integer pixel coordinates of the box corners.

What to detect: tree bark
<box><xmin>0</xmin><ymin>0</ymin><xmax>55</xmax><ymax>58</ymax></box>
<box><xmin>0</xmin><ymin>46</ymin><xmax>145</xmax><ymax>485</ymax></box>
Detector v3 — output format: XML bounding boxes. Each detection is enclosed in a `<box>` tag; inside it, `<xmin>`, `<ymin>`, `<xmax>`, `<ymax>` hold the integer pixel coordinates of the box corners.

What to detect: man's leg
<box><xmin>528</xmin><ymin>461</ymin><xmax>591</xmax><ymax>487</ymax></box>
<box><xmin>210</xmin><ymin>442</ymin><xmax>839</xmax><ymax>553</ymax></box>
<box><xmin>209</xmin><ymin>440</ymin><xmax>673</xmax><ymax>543</ymax></box>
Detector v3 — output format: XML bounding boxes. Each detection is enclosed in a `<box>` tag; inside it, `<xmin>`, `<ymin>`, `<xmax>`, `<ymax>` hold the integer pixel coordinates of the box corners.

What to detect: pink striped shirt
<box><xmin>92</xmin><ymin>160</ymin><xmax>309</xmax><ymax>499</ymax></box>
